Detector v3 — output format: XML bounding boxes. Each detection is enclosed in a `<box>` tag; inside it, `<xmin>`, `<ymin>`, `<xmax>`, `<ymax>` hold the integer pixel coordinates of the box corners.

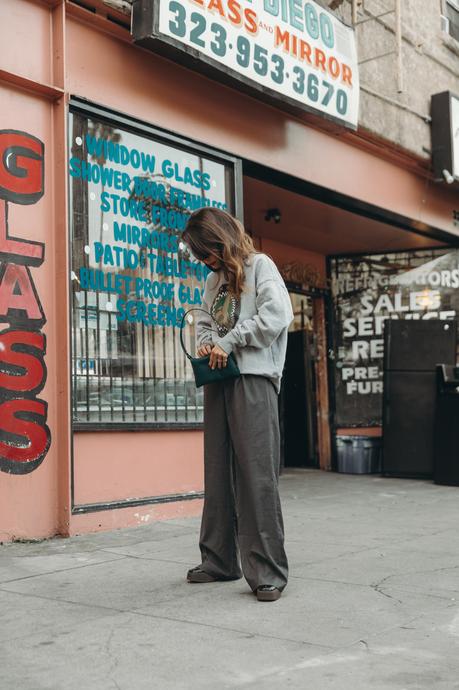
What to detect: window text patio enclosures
<box><xmin>69</xmin><ymin>104</ymin><xmax>238</xmax><ymax>427</ymax></box>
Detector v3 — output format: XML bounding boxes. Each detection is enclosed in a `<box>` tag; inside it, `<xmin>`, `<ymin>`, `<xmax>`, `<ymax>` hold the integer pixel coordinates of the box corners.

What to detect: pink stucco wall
<box><xmin>0</xmin><ymin>136</ymin><xmax>59</xmax><ymax>542</ymax></box>
<box><xmin>1</xmin><ymin>0</ymin><xmax>458</xmax><ymax>541</ymax></box>
<box><xmin>73</xmin><ymin>431</ymin><xmax>204</xmax><ymax>505</ymax></box>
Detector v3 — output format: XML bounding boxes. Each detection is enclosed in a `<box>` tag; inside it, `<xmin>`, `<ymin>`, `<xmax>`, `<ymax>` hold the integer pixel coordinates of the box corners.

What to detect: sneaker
<box><xmin>256</xmin><ymin>585</ymin><xmax>282</xmax><ymax>602</ymax></box>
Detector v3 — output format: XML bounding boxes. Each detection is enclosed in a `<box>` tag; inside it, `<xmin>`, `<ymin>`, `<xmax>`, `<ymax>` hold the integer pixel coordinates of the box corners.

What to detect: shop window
<box><xmin>69</xmin><ymin>104</ymin><xmax>238</xmax><ymax>426</ymax></box>
<box><xmin>330</xmin><ymin>248</ymin><xmax>459</xmax><ymax>428</ymax></box>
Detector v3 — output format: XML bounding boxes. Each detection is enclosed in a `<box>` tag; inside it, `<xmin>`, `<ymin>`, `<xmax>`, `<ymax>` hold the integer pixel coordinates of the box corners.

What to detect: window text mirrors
<box><xmin>69</xmin><ymin>109</ymin><xmax>236</xmax><ymax>425</ymax></box>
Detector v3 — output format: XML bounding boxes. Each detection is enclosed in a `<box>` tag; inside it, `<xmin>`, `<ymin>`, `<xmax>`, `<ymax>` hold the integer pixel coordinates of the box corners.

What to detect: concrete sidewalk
<box><xmin>1</xmin><ymin>469</ymin><xmax>459</xmax><ymax>690</ymax></box>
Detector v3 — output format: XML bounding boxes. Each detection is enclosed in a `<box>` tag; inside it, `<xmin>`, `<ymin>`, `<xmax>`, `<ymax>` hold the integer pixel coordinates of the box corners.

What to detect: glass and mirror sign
<box><xmin>132</xmin><ymin>0</ymin><xmax>359</xmax><ymax>128</ymax></box>
<box><xmin>69</xmin><ymin>106</ymin><xmax>237</xmax><ymax>426</ymax></box>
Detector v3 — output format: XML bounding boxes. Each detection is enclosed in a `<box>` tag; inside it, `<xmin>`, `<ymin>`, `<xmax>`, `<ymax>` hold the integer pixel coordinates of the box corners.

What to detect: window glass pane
<box><xmin>331</xmin><ymin>248</ymin><xmax>459</xmax><ymax>427</ymax></box>
<box><xmin>69</xmin><ymin>110</ymin><xmax>235</xmax><ymax>424</ymax></box>
<box><xmin>446</xmin><ymin>2</ymin><xmax>459</xmax><ymax>41</ymax></box>
<box><xmin>288</xmin><ymin>293</ymin><xmax>314</xmax><ymax>332</ymax></box>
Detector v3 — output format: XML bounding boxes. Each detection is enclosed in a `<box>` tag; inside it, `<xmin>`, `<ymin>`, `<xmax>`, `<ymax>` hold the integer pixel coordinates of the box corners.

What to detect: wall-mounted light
<box><xmin>265</xmin><ymin>208</ymin><xmax>281</xmax><ymax>223</ymax></box>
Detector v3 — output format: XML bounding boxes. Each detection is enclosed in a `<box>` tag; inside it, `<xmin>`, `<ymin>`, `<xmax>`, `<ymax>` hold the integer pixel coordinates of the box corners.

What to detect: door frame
<box><xmin>285</xmin><ymin>282</ymin><xmax>334</xmax><ymax>471</ymax></box>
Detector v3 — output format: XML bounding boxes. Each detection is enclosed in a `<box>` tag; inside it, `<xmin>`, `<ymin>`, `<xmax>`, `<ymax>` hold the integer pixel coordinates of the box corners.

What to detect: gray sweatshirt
<box><xmin>196</xmin><ymin>253</ymin><xmax>294</xmax><ymax>393</ymax></box>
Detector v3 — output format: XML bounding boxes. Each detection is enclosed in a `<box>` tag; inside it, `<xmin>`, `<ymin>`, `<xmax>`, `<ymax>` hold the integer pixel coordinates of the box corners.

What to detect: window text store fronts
<box><xmin>69</xmin><ymin>104</ymin><xmax>240</xmax><ymax>430</ymax></box>
<box><xmin>1</xmin><ymin>0</ymin><xmax>459</xmax><ymax>541</ymax></box>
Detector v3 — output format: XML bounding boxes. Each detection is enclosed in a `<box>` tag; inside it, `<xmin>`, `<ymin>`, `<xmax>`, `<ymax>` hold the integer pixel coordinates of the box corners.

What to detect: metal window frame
<box><xmin>72</xmin><ymin>490</ymin><xmax>204</xmax><ymax>515</ymax></box>
<box><xmin>68</xmin><ymin>96</ymin><xmax>243</xmax><ymax>434</ymax></box>
<box><xmin>68</xmin><ymin>97</ymin><xmax>244</xmax><ymax>513</ymax></box>
<box><xmin>442</xmin><ymin>0</ymin><xmax>459</xmax><ymax>40</ymax></box>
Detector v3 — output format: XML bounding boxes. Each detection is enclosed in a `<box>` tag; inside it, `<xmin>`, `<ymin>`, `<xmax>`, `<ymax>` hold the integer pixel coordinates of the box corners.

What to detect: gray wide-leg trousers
<box><xmin>199</xmin><ymin>375</ymin><xmax>288</xmax><ymax>592</ymax></box>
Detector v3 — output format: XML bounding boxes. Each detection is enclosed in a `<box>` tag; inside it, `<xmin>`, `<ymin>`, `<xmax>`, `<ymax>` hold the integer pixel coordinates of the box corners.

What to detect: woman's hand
<box><xmin>197</xmin><ymin>344</ymin><xmax>213</xmax><ymax>357</ymax></box>
<box><xmin>209</xmin><ymin>344</ymin><xmax>229</xmax><ymax>369</ymax></box>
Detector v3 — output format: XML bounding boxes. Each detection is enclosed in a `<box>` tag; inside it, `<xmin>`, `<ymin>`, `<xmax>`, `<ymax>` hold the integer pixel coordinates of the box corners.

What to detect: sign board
<box><xmin>431</xmin><ymin>91</ymin><xmax>459</xmax><ymax>182</ymax></box>
<box><xmin>132</xmin><ymin>0</ymin><xmax>359</xmax><ymax>128</ymax></box>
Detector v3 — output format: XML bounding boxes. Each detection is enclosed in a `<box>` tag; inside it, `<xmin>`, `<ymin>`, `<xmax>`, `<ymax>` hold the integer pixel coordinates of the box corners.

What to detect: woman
<box><xmin>182</xmin><ymin>207</ymin><xmax>293</xmax><ymax>602</ymax></box>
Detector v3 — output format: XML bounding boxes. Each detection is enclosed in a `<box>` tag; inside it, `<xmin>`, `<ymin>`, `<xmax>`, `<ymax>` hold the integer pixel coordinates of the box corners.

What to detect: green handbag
<box><xmin>180</xmin><ymin>308</ymin><xmax>241</xmax><ymax>388</ymax></box>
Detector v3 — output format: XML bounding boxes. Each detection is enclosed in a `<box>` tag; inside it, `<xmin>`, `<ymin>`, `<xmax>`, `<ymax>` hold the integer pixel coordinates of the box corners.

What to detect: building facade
<box><xmin>0</xmin><ymin>0</ymin><xmax>458</xmax><ymax>542</ymax></box>
<box><xmin>335</xmin><ymin>0</ymin><xmax>459</xmax><ymax>158</ymax></box>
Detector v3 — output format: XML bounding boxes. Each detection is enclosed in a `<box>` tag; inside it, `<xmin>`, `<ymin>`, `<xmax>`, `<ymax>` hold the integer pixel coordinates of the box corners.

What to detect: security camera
<box><xmin>265</xmin><ymin>208</ymin><xmax>281</xmax><ymax>223</ymax></box>
<box><xmin>442</xmin><ymin>169</ymin><xmax>455</xmax><ymax>184</ymax></box>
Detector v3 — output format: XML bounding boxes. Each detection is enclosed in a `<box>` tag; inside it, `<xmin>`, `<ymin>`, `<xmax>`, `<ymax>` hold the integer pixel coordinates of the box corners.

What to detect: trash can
<box><xmin>336</xmin><ymin>436</ymin><xmax>382</xmax><ymax>474</ymax></box>
<box><xmin>434</xmin><ymin>364</ymin><xmax>459</xmax><ymax>486</ymax></box>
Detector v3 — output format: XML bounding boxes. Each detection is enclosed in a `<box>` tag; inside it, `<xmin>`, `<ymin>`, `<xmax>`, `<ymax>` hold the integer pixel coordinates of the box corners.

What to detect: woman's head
<box><xmin>183</xmin><ymin>208</ymin><xmax>255</xmax><ymax>297</ymax></box>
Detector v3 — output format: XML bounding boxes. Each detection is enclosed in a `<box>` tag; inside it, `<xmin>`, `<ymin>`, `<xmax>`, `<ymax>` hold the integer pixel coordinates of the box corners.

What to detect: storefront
<box><xmin>1</xmin><ymin>0</ymin><xmax>458</xmax><ymax>542</ymax></box>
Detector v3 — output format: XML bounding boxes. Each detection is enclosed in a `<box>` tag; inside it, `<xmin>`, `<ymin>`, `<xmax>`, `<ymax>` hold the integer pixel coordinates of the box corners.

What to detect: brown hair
<box><xmin>183</xmin><ymin>208</ymin><xmax>256</xmax><ymax>298</ymax></box>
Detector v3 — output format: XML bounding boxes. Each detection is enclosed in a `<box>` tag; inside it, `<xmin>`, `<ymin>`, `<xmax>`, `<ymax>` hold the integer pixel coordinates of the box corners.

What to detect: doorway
<box><xmin>242</xmin><ymin>164</ymin><xmax>447</xmax><ymax>473</ymax></box>
<box><xmin>279</xmin><ymin>292</ymin><xmax>320</xmax><ymax>469</ymax></box>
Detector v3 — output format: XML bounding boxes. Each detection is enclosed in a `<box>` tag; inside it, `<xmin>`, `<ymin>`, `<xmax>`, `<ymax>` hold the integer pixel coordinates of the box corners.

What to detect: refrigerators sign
<box><xmin>133</xmin><ymin>0</ymin><xmax>359</xmax><ymax>128</ymax></box>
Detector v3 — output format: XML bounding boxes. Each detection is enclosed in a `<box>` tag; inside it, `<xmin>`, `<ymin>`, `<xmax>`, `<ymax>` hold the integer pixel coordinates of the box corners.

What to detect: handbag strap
<box><xmin>180</xmin><ymin>307</ymin><xmax>215</xmax><ymax>361</ymax></box>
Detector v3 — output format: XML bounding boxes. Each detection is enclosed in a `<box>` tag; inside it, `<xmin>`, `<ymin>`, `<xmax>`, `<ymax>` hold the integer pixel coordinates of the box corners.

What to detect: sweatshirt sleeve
<box><xmin>195</xmin><ymin>283</ymin><xmax>214</xmax><ymax>348</ymax></box>
<box><xmin>215</xmin><ymin>276</ymin><xmax>294</xmax><ymax>354</ymax></box>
